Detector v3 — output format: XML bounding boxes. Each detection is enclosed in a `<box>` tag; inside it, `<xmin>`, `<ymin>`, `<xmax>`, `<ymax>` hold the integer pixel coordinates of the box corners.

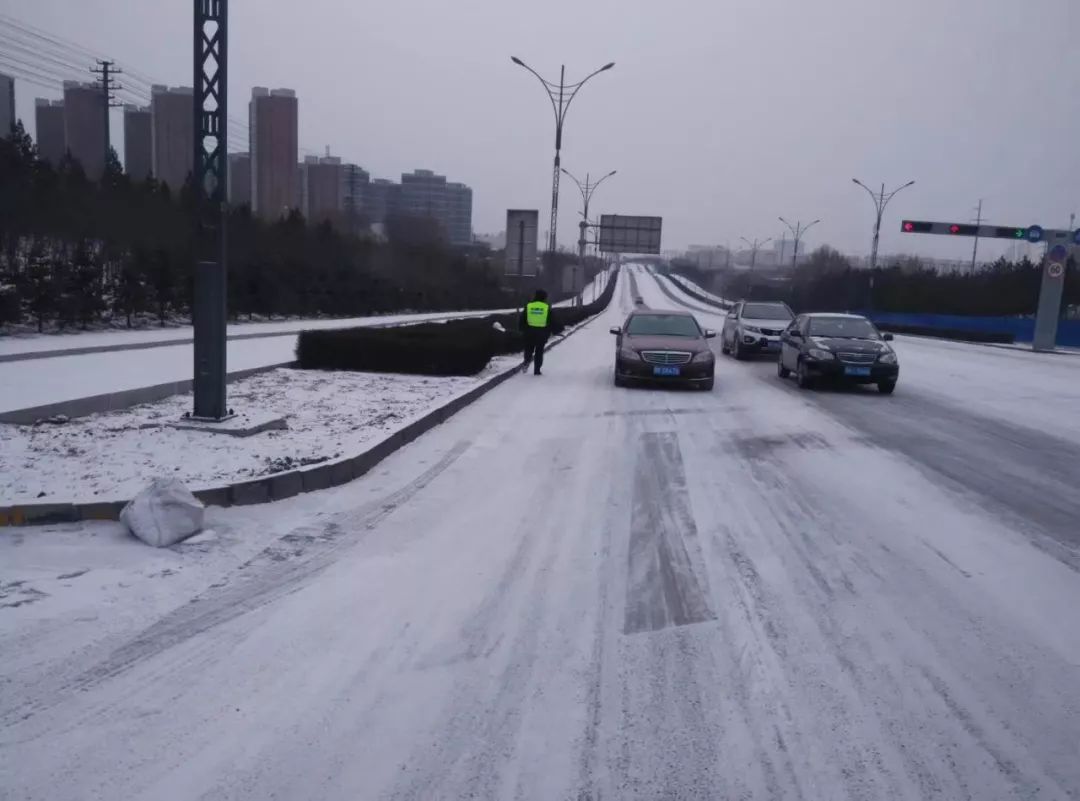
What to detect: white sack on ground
<box><xmin>120</xmin><ymin>478</ymin><xmax>205</xmax><ymax>547</ymax></box>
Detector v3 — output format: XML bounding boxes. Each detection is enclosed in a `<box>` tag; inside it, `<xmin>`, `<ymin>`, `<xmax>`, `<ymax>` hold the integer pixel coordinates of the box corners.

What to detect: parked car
<box><xmin>721</xmin><ymin>301</ymin><xmax>795</xmax><ymax>359</ymax></box>
<box><xmin>610</xmin><ymin>310</ymin><xmax>716</xmax><ymax>390</ymax></box>
<box><xmin>777</xmin><ymin>313</ymin><xmax>899</xmax><ymax>394</ymax></box>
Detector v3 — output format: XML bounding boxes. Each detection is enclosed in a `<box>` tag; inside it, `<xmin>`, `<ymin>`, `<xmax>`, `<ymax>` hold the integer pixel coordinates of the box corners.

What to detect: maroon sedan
<box><xmin>610</xmin><ymin>310</ymin><xmax>716</xmax><ymax>390</ymax></box>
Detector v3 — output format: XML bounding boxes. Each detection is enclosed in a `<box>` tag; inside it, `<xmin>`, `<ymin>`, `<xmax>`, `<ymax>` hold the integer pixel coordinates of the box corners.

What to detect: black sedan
<box><xmin>611</xmin><ymin>311</ymin><xmax>716</xmax><ymax>390</ymax></box>
<box><xmin>777</xmin><ymin>313</ymin><xmax>899</xmax><ymax>394</ymax></box>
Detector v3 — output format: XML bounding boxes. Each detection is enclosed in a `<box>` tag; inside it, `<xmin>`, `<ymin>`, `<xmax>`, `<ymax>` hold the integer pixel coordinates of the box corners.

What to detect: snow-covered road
<box><xmin>3</xmin><ymin>269</ymin><xmax>1080</xmax><ymax>800</ymax></box>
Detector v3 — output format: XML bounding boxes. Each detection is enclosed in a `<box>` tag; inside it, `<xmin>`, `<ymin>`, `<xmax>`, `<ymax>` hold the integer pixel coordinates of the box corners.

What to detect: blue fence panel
<box><xmin>861</xmin><ymin>311</ymin><xmax>1080</xmax><ymax>347</ymax></box>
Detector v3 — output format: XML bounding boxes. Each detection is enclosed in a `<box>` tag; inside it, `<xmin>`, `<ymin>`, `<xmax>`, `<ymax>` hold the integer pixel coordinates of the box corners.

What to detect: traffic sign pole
<box><xmin>1032</xmin><ymin>243</ymin><xmax>1070</xmax><ymax>351</ymax></box>
<box><xmin>901</xmin><ymin>219</ymin><xmax>1073</xmax><ymax>351</ymax></box>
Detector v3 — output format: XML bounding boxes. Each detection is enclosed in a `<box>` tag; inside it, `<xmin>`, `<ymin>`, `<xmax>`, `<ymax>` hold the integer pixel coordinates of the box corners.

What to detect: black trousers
<box><xmin>523</xmin><ymin>332</ymin><xmax>548</xmax><ymax>373</ymax></box>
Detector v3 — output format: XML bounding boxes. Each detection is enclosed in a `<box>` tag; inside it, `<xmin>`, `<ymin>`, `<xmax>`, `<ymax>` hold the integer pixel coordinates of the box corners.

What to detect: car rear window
<box><xmin>626</xmin><ymin>314</ymin><xmax>701</xmax><ymax>337</ymax></box>
<box><xmin>808</xmin><ymin>317</ymin><xmax>879</xmax><ymax>339</ymax></box>
<box><xmin>742</xmin><ymin>303</ymin><xmax>793</xmax><ymax>320</ymax></box>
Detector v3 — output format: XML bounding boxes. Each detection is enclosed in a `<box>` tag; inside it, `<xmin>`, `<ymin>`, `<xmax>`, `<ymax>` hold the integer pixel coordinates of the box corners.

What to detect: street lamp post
<box><xmin>739</xmin><ymin>236</ymin><xmax>773</xmax><ymax>272</ymax></box>
<box><xmin>852</xmin><ymin>178</ymin><xmax>915</xmax><ymax>270</ymax></box>
<box><xmin>510</xmin><ymin>57</ymin><xmax>615</xmax><ymax>254</ymax></box>
<box><xmin>778</xmin><ymin>217</ymin><xmax>821</xmax><ymax>269</ymax></box>
<box><xmin>563</xmin><ymin>167</ymin><xmax>616</xmax><ymax>305</ymax></box>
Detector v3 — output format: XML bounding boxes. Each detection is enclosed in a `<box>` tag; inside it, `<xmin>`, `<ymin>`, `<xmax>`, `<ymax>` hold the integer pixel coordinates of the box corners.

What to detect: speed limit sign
<box><xmin>1047</xmin><ymin>262</ymin><xmax>1065</xmax><ymax>279</ymax></box>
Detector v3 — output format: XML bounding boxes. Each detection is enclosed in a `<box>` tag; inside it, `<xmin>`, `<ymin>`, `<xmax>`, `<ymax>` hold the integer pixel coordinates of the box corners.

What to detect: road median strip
<box><xmin>0</xmin><ymin>314</ymin><xmax>602</xmax><ymax>528</ymax></box>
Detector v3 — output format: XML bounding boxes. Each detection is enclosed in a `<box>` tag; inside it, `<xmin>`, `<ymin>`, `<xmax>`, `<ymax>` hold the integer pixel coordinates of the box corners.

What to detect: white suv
<box><xmin>721</xmin><ymin>301</ymin><xmax>795</xmax><ymax>359</ymax></box>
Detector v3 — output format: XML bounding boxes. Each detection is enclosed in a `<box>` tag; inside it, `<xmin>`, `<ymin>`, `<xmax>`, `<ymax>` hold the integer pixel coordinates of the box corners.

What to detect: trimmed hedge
<box><xmin>296</xmin><ymin>268</ymin><xmax>620</xmax><ymax>376</ymax></box>
<box><xmin>875</xmin><ymin>323</ymin><xmax>1014</xmax><ymax>344</ymax></box>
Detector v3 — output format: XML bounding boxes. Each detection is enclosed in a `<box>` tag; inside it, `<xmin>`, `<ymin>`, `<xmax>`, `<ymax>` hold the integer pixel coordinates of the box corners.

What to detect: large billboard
<box><xmin>504</xmin><ymin>209</ymin><xmax>539</xmax><ymax>276</ymax></box>
<box><xmin>598</xmin><ymin>215</ymin><xmax>662</xmax><ymax>254</ymax></box>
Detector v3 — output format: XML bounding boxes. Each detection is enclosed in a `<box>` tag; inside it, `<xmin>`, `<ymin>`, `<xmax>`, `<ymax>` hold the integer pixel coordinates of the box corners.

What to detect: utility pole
<box><xmin>510</xmin><ymin>57</ymin><xmax>615</xmax><ymax>253</ymax></box>
<box><xmin>971</xmin><ymin>199</ymin><xmax>983</xmax><ymax>273</ymax></box>
<box><xmin>90</xmin><ymin>59</ymin><xmax>122</xmax><ymax>168</ymax></box>
<box><xmin>779</xmin><ymin>217</ymin><xmax>821</xmax><ymax>270</ymax></box>
<box><xmin>191</xmin><ymin>0</ymin><xmax>229</xmax><ymax>420</ymax></box>
<box><xmin>740</xmin><ymin>236</ymin><xmax>772</xmax><ymax>272</ymax></box>
<box><xmin>562</xmin><ymin>167</ymin><xmax>616</xmax><ymax>306</ymax></box>
<box><xmin>852</xmin><ymin>178</ymin><xmax>915</xmax><ymax>270</ymax></box>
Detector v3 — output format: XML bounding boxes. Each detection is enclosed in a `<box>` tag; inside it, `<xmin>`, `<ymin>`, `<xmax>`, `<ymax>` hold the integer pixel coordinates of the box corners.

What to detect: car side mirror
<box><xmin>609</xmin><ymin>326</ymin><xmax>622</xmax><ymax>335</ymax></box>
<box><xmin>704</xmin><ymin>329</ymin><xmax>717</xmax><ymax>339</ymax></box>
<box><xmin>883</xmin><ymin>332</ymin><xmax>894</xmax><ymax>341</ymax></box>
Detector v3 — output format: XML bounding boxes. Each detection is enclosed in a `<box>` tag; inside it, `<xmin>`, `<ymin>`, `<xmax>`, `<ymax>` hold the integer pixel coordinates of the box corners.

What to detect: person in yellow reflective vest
<box><xmin>519</xmin><ymin>289</ymin><xmax>552</xmax><ymax>375</ymax></box>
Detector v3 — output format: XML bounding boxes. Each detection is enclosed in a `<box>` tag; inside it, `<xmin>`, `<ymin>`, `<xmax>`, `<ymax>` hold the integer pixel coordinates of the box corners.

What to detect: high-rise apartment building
<box><xmin>398</xmin><ymin>169</ymin><xmax>473</xmax><ymax>245</ymax></box>
<box><xmin>0</xmin><ymin>73</ymin><xmax>14</xmax><ymax>138</ymax></box>
<box><xmin>365</xmin><ymin>178</ymin><xmax>400</xmax><ymax>227</ymax></box>
<box><xmin>249</xmin><ymin>87</ymin><xmax>299</xmax><ymax>220</ymax></box>
<box><xmin>227</xmin><ymin>153</ymin><xmax>252</xmax><ymax>207</ymax></box>
<box><xmin>301</xmin><ymin>155</ymin><xmax>345</xmax><ymax>226</ymax></box>
<box><xmin>34</xmin><ymin>99</ymin><xmax>66</xmax><ymax>164</ymax></box>
<box><xmin>151</xmin><ymin>85</ymin><xmax>194</xmax><ymax>192</ymax></box>
<box><xmin>63</xmin><ymin>80</ymin><xmax>106</xmax><ymax>180</ymax></box>
<box><xmin>342</xmin><ymin>163</ymin><xmax>370</xmax><ymax>232</ymax></box>
<box><xmin>123</xmin><ymin>104</ymin><xmax>152</xmax><ymax>181</ymax></box>
<box><xmin>445</xmin><ymin>182</ymin><xmax>473</xmax><ymax>246</ymax></box>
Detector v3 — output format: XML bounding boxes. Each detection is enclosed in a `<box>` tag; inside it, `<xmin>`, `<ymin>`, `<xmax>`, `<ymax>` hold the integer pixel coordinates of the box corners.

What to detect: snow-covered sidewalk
<box><xmin>0</xmin><ymin>357</ymin><xmax>518</xmax><ymax>506</ymax></box>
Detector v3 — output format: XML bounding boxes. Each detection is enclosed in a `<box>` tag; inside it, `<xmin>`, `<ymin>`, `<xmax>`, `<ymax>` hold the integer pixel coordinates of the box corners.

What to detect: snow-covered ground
<box><xmin>0</xmin><ymin>357</ymin><xmax>518</xmax><ymax>505</ymax></box>
<box><xmin>0</xmin><ymin>309</ymin><xmax>514</xmax><ymax>359</ymax></box>
<box><xmin>663</xmin><ymin>270</ymin><xmax>731</xmax><ymax>306</ymax></box>
<box><xmin>4</xmin><ymin>268</ymin><xmax>1080</xmax><ymax>799</ymax></box>
<box><xmin>1</xmin><ymin>335</ymin><xmax>298</xmax><ymax>415</ymax></box>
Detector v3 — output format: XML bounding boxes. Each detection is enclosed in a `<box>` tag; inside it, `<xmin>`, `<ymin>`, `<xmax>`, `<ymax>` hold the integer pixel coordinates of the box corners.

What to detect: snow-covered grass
<box><xmin>0</xmin><ymin>308</ymin><xmax>515</xmax><ymax>358</ymax></box>
<box><xmin>0</xmin><ymin>357</ymin><xmax>519</xmax><ymax>506</ymax></box>
<box><xmin>665</xmin><ymin>271</ymin><xmax>731</xmax><ymax>306</ymax></box>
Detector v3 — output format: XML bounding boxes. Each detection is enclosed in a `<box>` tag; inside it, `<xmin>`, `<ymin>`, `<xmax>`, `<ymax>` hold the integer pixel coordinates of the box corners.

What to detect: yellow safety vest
<box><xmin>525</xmin><ymin>301</ymin><xmax>550</xmax><ymax>328</ymax></box>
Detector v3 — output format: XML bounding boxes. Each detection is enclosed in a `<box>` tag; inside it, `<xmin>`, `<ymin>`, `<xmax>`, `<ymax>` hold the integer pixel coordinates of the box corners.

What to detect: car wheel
<box><xmin>877</xmin><ymin>380</ymin><xmax>896</xmax><ymax>395</ymax></box>
<box><xmin>777</xmin><ymin>358</ymin><xmax>791</xmax><ymax>379</ymax></box>
<box><xmin>796</xmin><ymin>359</ymin><xmax>814</xmax><ymax>390</ymax></box>
<box><xmin>720</xmin><ymin>336</ymin><xmax>730</xmax><ymax>355</ymax></box>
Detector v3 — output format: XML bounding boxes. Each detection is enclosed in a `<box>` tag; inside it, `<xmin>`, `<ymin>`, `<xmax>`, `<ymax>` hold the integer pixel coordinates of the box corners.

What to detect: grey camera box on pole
<box><xmin>505</xmin><ymin>210</ymin><xmax>539</xmax><ymax>278</ymax></box>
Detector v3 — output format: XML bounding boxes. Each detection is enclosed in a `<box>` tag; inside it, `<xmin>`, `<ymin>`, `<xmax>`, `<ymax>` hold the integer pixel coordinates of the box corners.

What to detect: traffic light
<box><xmin>901</xmin><ymin>220</ymin><xmax>932</xmax><ymax>233</ymax></box>
<box><xmin>948</xmin><ymin>224</ymin><xmax>979</xmax><ymax>236</ymax></box>
<box><xmin>995</xmin><ymin>227</ymin><xmax>1026</xmax><ymax>239</ymax></box>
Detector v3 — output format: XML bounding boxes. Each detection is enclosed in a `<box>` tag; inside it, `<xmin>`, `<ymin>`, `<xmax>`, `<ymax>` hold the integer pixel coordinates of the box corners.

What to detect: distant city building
<box><xmin>249</xmin><ymin>87</ymin><xmax>299</xmax><ymax>220</ymax></box>
<box><xmin>301</xmin><ymin>154</ymin><xmax>344</xmax><ymax>226</ymax></box>
<box><xmin>151</xmin><ymin>85</ymin><xmax>194</xmax><ymax>192</ymax></box>
<box><xmin>34</xmin><ymin>98</ymin><xmax>65</xmax><ymax>164</ymax></box>
<box><xmin>398</xmin><ymin>168</ymin><xmax>473</xmax><ymax>245</ymax></box>
<box><xmin>365</xmin><ymin>178</ymin><xmax>400</xmax><ymax>226</ymax></box>
<box><xmin>227</xmin><ymin>153</ymin><xmax>251</xmax><ymax>207</ymax></box>
<box><xmin>123</xmin><ymin>104</ymin><xmax>152</xmax><ymax>181</ymax></box>
<box><xmin>0</xmin><ymin>72</ymin><xmax>14</xmax><ymax>138</ymax></box>
<box><xmin>445</xmin><ymin>182</ymin><xmax>473</xmax><ymax>246</ymax></box>
<box><xmin>63</xmin><ymin>80</ymin><xmax>106</xmax><ymax>180</ymax></box>
<box><xmin>342</xmin><ymin>163</ymin><xmax>370</xmax><ymax>232</ymax></box>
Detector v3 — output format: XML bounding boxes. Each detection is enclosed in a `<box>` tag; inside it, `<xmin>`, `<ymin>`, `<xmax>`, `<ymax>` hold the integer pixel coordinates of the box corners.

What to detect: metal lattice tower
<box><xmin>191</xmin><ymin>0</ymin><xmax>229</xmax><ymax>420</ymax></box>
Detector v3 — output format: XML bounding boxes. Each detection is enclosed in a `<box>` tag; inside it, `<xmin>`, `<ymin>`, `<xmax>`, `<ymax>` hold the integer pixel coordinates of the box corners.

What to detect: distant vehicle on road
<box><xmin>721</xmin><ymin>301</ymin><xmax>795</xmax><ymax>359</ymax></box>
<box><xmin>610</xmin><ymin>310</ymin><xmax>716</xmax><ymax>390</ymax></box>
<box><xmin>778</xmin><ymin>313</ymin><xmax>899</xmax><ymax>394</ymax></box>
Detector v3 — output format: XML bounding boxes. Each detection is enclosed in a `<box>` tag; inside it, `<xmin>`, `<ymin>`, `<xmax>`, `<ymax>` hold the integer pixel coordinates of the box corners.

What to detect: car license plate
<box><xmin>845</xmin><ymin>366</ymin><xmax>872</xmax><ymax>377</ymax></box>
<box><xmin>653</xmin><ymin>366</ymin><xmax>680</xmax><ymax>377</ymax></box>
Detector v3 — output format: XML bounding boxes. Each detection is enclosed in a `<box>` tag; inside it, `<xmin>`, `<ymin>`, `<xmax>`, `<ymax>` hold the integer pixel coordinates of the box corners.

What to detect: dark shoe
<box><xmin>534</xmin><ymin>370</ymin><xmax>542</xmax><ymax>376</ymax></box>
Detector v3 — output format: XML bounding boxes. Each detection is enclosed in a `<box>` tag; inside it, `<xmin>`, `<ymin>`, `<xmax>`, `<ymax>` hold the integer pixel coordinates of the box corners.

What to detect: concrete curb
<box><xmin>0</xmin><ymin>315</ymin><xmax>600</xmax><ymax>528</ymax></box>
<box><xmin>0</xmin><ymin>361</ymin><xmax>296</xmax><ymax>425</ymax></box>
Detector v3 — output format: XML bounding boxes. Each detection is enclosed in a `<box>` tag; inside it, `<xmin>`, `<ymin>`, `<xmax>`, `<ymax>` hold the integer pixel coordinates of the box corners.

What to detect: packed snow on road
<box><xmin>3</xmin><ymin>270</ymin><xmax>1080</xmax><ymax>800</ymax></box>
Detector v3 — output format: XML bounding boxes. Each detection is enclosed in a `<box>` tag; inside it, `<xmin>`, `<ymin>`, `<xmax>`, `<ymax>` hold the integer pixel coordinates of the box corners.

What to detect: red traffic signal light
<box><xmin>901</xmin><ymin>220</ymin><xmax>933</xmax><ymax>233</ymax></box>
<box><xmin>948</xmin><ymin>223</ymin><xmax>979</xmax><ymax>236</ymax></box>
<box><xmin>949</xmin><ymin>225</ymin><xmax>960</xmax><ymax>234</ymax></box>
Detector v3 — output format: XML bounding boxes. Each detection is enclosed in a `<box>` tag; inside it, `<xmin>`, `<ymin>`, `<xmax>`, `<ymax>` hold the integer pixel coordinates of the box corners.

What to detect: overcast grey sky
<box><xmin>3</xmin><ymin>0</ymin><xmax>1078</xmax><ymax>260</ymax></box>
